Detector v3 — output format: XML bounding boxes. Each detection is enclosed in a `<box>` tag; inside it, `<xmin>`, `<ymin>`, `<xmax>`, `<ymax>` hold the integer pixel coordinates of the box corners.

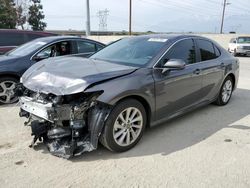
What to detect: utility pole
<box><xmin>220</xmin><ymin>0</ymin><xmax>227</xmax><ymax>34</ymax></box>
<box><xmin>85</xmin><ymin>0</ymin><xmax>91</xmax><ymax>36</ymax></box>
<box><xmin>129</xmin><ymin>0</ymin><xmax>132</xmax><ymax>35</ymax></box>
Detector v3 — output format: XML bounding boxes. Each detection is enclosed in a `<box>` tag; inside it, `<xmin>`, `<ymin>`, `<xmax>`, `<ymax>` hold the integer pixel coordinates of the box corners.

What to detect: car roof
<box><xmin>130</xmin><ymin>34</ymin><xmax>209</xmax><ymax>42</ymax></box>
<box><xmin>31</xmin><ymin>35</ymin><xmax>106</xmax><ymax>45</ymax></box>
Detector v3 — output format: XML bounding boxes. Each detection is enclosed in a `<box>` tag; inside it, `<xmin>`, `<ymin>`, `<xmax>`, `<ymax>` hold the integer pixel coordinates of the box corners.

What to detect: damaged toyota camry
<box><xmin>16</xmin><ymin>35</ymin><xmax>239</xmax><ymax>158</ymax></box>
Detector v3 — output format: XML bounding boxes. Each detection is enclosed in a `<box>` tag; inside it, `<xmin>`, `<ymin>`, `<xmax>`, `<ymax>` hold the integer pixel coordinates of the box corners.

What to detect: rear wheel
<box><xmin>0</xmin><ymin>77</ymin><xmax>19</xmax><ymax>104</ymax></box>
<box><xmin>100</xmin><ymin>99</ymin><xmax>146</xmax><ymax>152</ymax></box>
<box><xmin>215</xmin><ymin>76</ymin><xmax>233</xmax><ymax>106</ymax></box>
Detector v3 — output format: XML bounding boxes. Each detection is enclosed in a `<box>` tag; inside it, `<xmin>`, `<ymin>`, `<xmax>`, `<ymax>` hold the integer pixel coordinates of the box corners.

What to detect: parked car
<box><xmin>0</xmin><ymin>29</ymin><xmax>58</xmax><ymax>55</ymax></box>
<box><xmin>228</xmin><ymin>36</ymin><xmax>250</xmax><ymax>56</ymax></box>
<box><xmin>17</xmin><ymin>34</ymin><xmax>239</xmax><ymax>158</ymax></box>
<box><xmin>0</xmin><ymin>36</ymin><xmax>105</xmax><ymax>104</ymax></box>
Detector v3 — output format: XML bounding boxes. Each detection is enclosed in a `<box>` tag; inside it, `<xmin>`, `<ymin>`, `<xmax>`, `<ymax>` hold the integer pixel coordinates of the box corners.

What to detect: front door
<box><xmin>153</xmin><ymin>38</ymin><xmax>203</xmax><ymax>120</ymax></box>
<box><xmin>31</xmin><ymin>40</ymin><xmax>73</xmax><ymax>63</ymax></box>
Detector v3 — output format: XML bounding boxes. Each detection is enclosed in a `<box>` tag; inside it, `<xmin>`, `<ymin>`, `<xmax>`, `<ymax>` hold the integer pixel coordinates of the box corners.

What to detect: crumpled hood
<box><xmin>21</xmin><ymin>56</ymin><xmax>137</xmax><ymax>95</ymax></box>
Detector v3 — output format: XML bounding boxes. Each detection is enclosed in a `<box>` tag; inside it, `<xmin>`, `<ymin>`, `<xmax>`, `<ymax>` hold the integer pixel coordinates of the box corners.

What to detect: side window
<box><xmin>160</xmin><ymin>39</ymin><xmax>196</xmax><ymax>66</ymax></box>
<box><xmin>36</xmin><ymin>41</ymin><xmax>71</xmax><ymax>59</ymax></box>
<box><xmin>77</xmin><ymin>41</ymin><xmax>96</xmax><ymax>53</ymax></box>
<box><xmin>36</xmin><ymin>46</ymin><xmax>53</xmax><ymax>58</ymax></box>
<box><xmin>196</xmin><ymin>39</ymin><xmax>217</xmax><ymax>61</ymax></box>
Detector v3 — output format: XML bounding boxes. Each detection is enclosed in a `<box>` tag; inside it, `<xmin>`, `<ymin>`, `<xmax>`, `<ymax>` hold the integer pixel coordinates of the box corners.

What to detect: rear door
<box><xmin>153</xmin><ymin>38</ymin><xmax>203</xmax><ymax>120</ymax></box>
<box><xmin>195</xmin><ymin>39</ymin><xmax>224</xmax><ymax>101</ymax></box>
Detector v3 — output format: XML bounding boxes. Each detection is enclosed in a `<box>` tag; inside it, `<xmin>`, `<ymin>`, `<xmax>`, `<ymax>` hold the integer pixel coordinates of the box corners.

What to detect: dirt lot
<box><xmin>0</xmin><ymin>57</ymin><xmax>250</xmax><ymax>188</ymax></box>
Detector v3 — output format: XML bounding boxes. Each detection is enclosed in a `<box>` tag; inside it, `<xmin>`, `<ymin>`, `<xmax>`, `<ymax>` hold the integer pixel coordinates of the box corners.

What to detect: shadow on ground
<box><xmin>15</xmin><ymin>88</ymin><xmax>250</xmax><ymax>162</ymax></box>
<box><xmin>0</xmin><ymin>102</ymin><xmax>20</xmax><ymax>109</ymax></box>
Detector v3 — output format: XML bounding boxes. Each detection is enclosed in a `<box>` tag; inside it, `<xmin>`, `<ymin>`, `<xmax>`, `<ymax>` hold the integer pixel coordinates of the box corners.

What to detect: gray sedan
<box><xmin>17</xmin><ymin>34</ymin><xmax>239</xmax><ymax>158</ymax></box>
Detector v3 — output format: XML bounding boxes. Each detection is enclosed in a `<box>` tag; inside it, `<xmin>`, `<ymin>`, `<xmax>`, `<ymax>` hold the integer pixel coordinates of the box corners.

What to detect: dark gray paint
<box><xmin>21</xmin><ymin>34</ymin><xmax>239</xmax><ymax>127</ymax></box>
<box><xmin>22</xmin><ymin>56</ymin><xmax>137</xmax><ymax>95</ymax></box>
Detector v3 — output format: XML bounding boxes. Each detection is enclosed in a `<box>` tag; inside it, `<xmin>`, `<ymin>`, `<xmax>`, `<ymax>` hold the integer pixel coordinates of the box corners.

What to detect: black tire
<box><xmin>233</xmin><ymin>49</ymin><xmax>238</xmax><ymax>57</ymax></box>
<box><xmin>0</xmin><ymin>77</ymin><xmax>19</xmax><ymax>105</ymax></box>
<box><xmin>100</xmin><ymin>99</ymin><xmax>146</xmax><ymax>152</ymax></box>
<box><xmin>214</xmin><ymin>76</ymin><xmax>233</xmax><ymax>106</ymax></box>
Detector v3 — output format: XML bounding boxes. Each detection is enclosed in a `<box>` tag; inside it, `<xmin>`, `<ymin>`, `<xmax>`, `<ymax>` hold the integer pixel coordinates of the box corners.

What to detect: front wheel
<box><xmin>215</xmin><ymin>76</ymin><xmax>233</xmax><ymax>106</ymax></box>
<box><xmin>0</xmin><ymin>77</ymin><xmax>19</xmax><ymax>104</ymax></box>
<box><xmin>100</xmin><ymin>99</ymin><xmax>146</xmax><ymax>152</ymax></box>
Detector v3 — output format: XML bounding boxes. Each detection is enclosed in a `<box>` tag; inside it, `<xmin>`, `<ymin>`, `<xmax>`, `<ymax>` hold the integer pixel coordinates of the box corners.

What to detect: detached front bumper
<box><xmin>19</xmin><ymin>93</ymin><xmax>111</xmax><ymax>159</ymax></box>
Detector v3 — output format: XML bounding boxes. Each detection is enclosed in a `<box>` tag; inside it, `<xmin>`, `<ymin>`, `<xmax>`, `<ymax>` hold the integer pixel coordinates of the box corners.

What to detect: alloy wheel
<box><xmin>0</xmin><ymin>81</ymin><xmax>18</xmax><ymax>104</ymax></box>
<box><xmin>113</xmin><ymin>107</ymin><xmax>143</xmax><ymax>147</ymax></box>
<box><xmin>221</xmin><ymin>79</ymin><xmax>232</xmax><ymax>103</ymax></box>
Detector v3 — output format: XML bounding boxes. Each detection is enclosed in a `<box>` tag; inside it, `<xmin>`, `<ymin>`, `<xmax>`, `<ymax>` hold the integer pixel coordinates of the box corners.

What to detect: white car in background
<box><xmin>228</xmin><ymin>36</ymin><xmax>250</xmax><ymax>56</ymax></box>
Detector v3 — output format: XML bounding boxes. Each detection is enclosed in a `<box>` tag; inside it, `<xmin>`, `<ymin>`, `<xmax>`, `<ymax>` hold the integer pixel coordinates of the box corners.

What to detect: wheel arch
<box><xmin>0</xmin><ymin>73</ymin><xmax>20</xmax><ymax>81</ymax></box>
<box><xmin>225</xmin><ymin>73</ymin><xmax>236</xmax><ymax>90</ymax></box>
<box><xmin>114</xmin><ymin>95</ymin><xmax>152</xmax><ymax>128</ymax></box>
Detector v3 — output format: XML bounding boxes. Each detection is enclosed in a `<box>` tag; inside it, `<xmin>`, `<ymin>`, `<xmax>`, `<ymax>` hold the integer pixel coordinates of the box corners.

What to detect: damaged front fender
<box><xmin>88</xmin><ymin>103</ymin><xmax>111</xmax><ymax>149</ymax></box>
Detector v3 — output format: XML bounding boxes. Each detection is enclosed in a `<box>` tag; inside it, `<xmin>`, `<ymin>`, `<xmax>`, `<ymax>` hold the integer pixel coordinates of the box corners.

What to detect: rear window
<box><xmin>0</xmin><ymin>32</ymin><xmax>26</xmax><ymax>46</ymax></box>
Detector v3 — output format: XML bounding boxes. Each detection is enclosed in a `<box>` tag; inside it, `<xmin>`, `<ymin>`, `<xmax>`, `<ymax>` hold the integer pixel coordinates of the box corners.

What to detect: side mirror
<box><xmin>162</xmin><ymin>59</ymin><xmax>186</xmax><ymax>72</ymax></box>
<box><xmin>33</xmin><ymin>53</ymin><xmax>50</xmax><ymax>61</ymax></box>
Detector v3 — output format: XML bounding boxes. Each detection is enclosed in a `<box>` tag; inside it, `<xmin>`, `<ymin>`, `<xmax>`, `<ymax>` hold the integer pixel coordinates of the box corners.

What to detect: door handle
<box><xmin>193</xmin><ymin>69</ymin><xmax>201</xmax><ymax>75</ymax></box>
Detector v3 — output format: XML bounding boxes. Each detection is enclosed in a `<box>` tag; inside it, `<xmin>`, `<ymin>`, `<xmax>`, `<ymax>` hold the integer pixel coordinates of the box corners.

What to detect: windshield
<box><xmin>6</xmin><ymin>39</ymin><xmax>47</xmax><ymax>57</ymax></box>
<box><xmin>90</xmin><ymin>37</ymin><xmax>167</xmax><ymax>67</ymax></box>
<box><xmin>237</xmin><ymin>37</ymin><xmax>250</xmax><ymax>44</ymax></box>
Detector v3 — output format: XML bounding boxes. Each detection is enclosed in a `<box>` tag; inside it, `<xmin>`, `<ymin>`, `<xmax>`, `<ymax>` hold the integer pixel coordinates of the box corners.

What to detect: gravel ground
<box><xmin>0</xmin><ymin>57</ymin><xmax>250</xmax><ymax>188</ymax></box>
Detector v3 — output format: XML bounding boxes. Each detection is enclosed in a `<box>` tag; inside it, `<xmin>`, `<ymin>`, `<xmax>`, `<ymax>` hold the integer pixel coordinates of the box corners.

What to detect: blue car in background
<box><xmin>0</xmin><ymin>36</ymin><xmax>105</xmax><ymax>104</ymax></box>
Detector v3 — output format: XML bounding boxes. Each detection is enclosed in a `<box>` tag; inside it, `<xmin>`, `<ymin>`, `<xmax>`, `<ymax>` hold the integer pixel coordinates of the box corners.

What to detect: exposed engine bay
<box><xmin>16</xmin><ymin>84</ymin><xmax>111</xmax><ymax>159</ymax></box>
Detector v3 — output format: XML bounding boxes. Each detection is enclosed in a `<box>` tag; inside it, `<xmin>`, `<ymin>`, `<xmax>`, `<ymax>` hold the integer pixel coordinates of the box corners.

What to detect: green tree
<box><xmin>28</xmin><ymin>0</ymin><xmax>46</xmax><ymax>31</ymax></box>
<box><xmin>15</xmin><ymin>0</ymin><xmax>29</xmax><ymax>29</ymax></box>
<box><xmin>0</xmin><ymin>0</ymin><xmax>17</xmax><ymax>29</ymax></box>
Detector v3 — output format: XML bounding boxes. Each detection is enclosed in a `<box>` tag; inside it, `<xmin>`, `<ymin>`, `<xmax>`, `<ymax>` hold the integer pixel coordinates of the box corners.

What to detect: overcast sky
<box><xmin>41</xmin><ymin>0</ymin><xmax>250</xmax><ymax>33</ymax></box>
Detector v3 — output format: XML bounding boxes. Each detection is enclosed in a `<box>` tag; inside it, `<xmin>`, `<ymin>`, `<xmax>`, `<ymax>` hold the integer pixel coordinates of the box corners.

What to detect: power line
<box><xmin>140</xmin><ymin>0</ymin><xmax>220</xmax><ymax>17</ymax></box>
<box><xmin>97</xmin><ymin>9</ymin><xmax>109</xmax><ymax>31</ymax></box>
